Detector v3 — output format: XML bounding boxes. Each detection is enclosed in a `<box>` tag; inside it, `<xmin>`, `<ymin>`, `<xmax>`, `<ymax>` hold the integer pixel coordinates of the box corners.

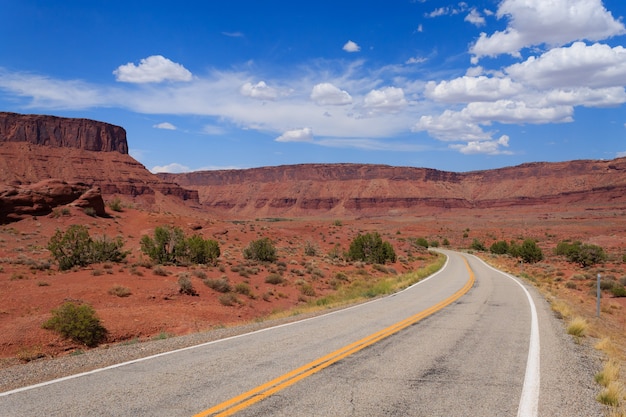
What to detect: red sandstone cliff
<box><xmin>158</xmin><ymin>159</ymin><xmax>626</xmax><ymax>217</ymax></box>
<box><xmin>0</xmin><ymin>112</ymin><xmax>128</xmax><ymax>153</ymax></box>
<box><xmin>0</xmin><ymin>113</ymin><xmax>198</xmax><ymax>212</ymax></box>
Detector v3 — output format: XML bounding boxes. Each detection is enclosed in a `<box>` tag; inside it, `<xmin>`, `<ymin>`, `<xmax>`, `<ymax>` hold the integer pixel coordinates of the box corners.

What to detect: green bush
<box><xmin>203</xmin><ymin>278</ymin><xmax>231</xmax><ymax>293</ymax></box>
<box><xmin>470</xmin><ymin>238</ymin><xmax>486</xmax><ymax>251</ymax></box>
<box><xmin>42</xmin><ymin>302</ymin><xmax>107</xmax><ymax>347</ymax></box>
<box><xmin>48</xmin><ymin>225</ymin><xmax>127</xmax><ymax>270</ymax></box>
<box><xmin>140</xmin><ymin>227</ymin><xmax>220</xmax><ymax>266</ymax></box>
<box><xmin>265</xmin><ymin>273</ymin><xmax>284</xmax><ymax>285</ymax></box>
<box><xmin>348</xmin><ymin>232</ymin><xmax>396</xmax><ymax>264</ymax></box>
<box><xmin>243</xmin><ymin>238</ymin><xmax>277</xmax><ymax>262</ymax></box>
<box><xmin>140</xmin><ymin>226</ymin><xmax>186</xmax><ymax>264</ymax></box>
<box><xmin>183</xmin><ymin>234</ymin><xmax>220</xmax><ymax>265</ymax></box>
<box><xmin>611</xmin><ymin>285</ymin><xmax>626</xmax><ymax>297</ymax></box>
<box><xmin>490</xmin><ymin>240</ymin><xmax>510</xmax><ymax>255</ymax></box>
<box><xmin>415</xmin><ymin>237</ymin><xmax>429</xmax><ymax>248</ymax></box>
<box><xmin>108</xmin><ymin>197</ymin><xmax>123</xmax><ymax>212</ymax></box>
<box><xmin>517</xmin><ymin>239</ymin><xmax>544</xmax><ymax>264</ymax></box>
<box><xmin>555</xmin><ymin>241</ymin><xmax>607</xmax><ymax>267</ymax></box>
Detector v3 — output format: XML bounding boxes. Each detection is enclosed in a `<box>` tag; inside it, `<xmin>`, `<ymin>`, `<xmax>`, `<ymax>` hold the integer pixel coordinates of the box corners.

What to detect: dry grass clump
<box><xmin>108</xmin><ymin>285</ymin><xmax>132</xmax><ymax>297</ymax></box>
<box><xmin>566</xmin><ymin>316</ymin><xmax>588</xmax><ymax>338</ymax></box>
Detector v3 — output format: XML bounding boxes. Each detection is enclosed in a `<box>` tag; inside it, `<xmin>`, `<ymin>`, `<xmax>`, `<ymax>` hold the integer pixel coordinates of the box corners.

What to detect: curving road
<box><xmin>0</xmin><ymin>250</ymin><xmax>602</xmax><ymax>416</ymax></box>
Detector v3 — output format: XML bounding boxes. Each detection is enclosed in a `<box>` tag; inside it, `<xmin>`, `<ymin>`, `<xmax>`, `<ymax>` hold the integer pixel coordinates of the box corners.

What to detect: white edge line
<box><xmin>1</xmin><ymin>254</ymin><xmax>450</xmax><ymax>397</ymax></box>
<box><xmin>470</xmin><ymin>254</ymin><xmax>540</xmax><ymax>417</ymax></box>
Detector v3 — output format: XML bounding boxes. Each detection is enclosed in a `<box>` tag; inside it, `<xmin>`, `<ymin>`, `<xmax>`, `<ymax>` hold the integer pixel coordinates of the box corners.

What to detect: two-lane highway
<box><xmin>0</xmin><ymin>251</ymin><xmax>602</xmax><ymax>416</ymax></box>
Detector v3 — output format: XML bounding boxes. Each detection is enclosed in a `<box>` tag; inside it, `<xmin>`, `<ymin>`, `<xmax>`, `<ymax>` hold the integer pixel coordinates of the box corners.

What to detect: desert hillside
<box><xmin>158</xmin><ymin>158</ymin><xmax>626</xmax><ymax>217</ymax></box>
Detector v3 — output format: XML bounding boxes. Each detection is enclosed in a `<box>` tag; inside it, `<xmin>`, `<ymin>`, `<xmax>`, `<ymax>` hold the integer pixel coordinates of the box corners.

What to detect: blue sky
<box><xmin>1</xmin><ymin>0</ymin><xmax>626</xmax><ymax>173</ymax></box>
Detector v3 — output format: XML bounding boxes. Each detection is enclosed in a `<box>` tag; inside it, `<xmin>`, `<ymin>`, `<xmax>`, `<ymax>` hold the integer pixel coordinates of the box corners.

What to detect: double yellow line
<box><xmin>194</xmin><ymin>258</ymin><xmax>475</xmax><ymax>417</ymax></box>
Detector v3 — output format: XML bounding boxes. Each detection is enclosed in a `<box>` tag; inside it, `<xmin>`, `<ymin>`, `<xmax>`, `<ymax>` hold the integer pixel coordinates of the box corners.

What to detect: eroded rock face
<box><xmin>0</xmin><ymin>179</ymin><xmax>106</xmax><ymax>223</ymax></box>
<box><xmin>159</xmin><ymin>159</ymin><xmax>626</xmax><ymax>217</ymax></box>
<box><xmin>0</xmin><ymin>112</ymin><xmax>129</xmax><ymax>154</ymax></box>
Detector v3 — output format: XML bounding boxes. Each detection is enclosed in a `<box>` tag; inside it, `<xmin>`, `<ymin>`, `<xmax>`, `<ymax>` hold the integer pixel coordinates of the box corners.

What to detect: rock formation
<box><xmin>0</xmin><ymin>179</ymin><xmax>106</xmax><ymax>223</ymax></box>
<box><xmin>159</xmin><ymin>159</ymin><xmax>626</xmax><ymax>217</ymax></box>
<box><xmin>0</xmin><ymin>112</ymin><xmax>128</xmax><ymax>153</ymax></box>
<box><xmin>0</xmin><ymin>113</ymin><xmax>199</xmax><ymax>212</ymax></box>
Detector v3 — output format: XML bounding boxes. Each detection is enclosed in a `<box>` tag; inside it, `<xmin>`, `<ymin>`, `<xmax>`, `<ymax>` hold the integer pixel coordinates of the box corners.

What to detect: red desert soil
<box><xmin>1</xmin><ymin>199</ymin><xmax>626</xmax><ymax>367</ymax></box>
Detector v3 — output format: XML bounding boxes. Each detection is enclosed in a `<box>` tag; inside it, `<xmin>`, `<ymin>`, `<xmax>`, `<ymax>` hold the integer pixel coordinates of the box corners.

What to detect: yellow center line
<box><xmin>193</xmin><ymin>258</ymin><xmax>475</xmax><ymax>417</ymax></box>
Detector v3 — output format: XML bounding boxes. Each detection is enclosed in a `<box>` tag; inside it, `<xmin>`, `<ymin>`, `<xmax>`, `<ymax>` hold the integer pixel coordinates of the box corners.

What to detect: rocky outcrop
<box><xmin>159</xmin><ymin>159</ymin><xmax>626</xmax><ymax>217</ymax></box>
<box><xmin>0</xmin><ymin>179</ymin><xmax>106</xmax><ymax>223</ymax></box>
<box><xmin>0</xmin><ymin>112</ymin><xmax>129</xmax><ymax>154</ymax></box>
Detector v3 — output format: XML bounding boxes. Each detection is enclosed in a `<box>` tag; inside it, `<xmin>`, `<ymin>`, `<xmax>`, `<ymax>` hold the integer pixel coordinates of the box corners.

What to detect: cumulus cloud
<box><xmin>275</xmin><ymin>127</ymin><xmax>314</xmax><ymax>143</ymax></box>
<box><xmin>150</xmin><ymin>162</ymin><xmax>190</xmax><ymax>173</ymax></box>
<box><xmin>153</xmin><ymin>122</ymin><xmax>176</xmax><ymax>130</ymax></box>
<box><xmin>363</xmin><ymin>87</ymin><xmax>408</xmax><ymax>113</ymax></box>
<box><xmin>450</xmin><ymin>135</ymin><xmax>512</xmax><ymax>155</ymax></box>
<box><xmin>465</xmin><ymin>9</ymin><xmax>486</xmax><ymax>26</ymax></box>
<box><xmin>413</xmin><ymin>110</ymin><xmax>493</xmax><ymax>142</ymax></box>
<box><xmin>113</xmin><ymin>55</ymin><xmax>193</xmax><ymax>83</ymax></box>
<box><xmin>505</xmin><ymin>42</ymin><xmax>626</xmax><ymax>89</ymax></box>
<box><xmin>240</xmin><ymin>81</ymin><xmax>278</xmax><ymax>100</ymax></box>
<box><xmin>470</xmin><ymin>0</ymin><xmax>625</xmax><ymax>62</ymax></box>
<box><xmin>310</xmin><ymin>83</ymin><xmax>352</xmax><ymax>105</ymax></box>
<box><xmin>343</xmin><ymin>40</ymin><xmax>361</xmax><ymax>53</ymax></box>
<box><xmin>425</xmin><ymin>76</ymin><xmax>524</xmax><ymax>103</ymax></box>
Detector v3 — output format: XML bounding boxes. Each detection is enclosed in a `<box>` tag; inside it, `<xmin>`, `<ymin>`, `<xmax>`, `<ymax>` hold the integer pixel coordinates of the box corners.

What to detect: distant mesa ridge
<box><xmin>0</xmin><ymin>112</ymin><xmax>129</xmax><ymax>154</ymax></box>
<box><xmin>1</xmin><ymin>111</ymin><xmax>625</xmax><ymax>219</ymax></box>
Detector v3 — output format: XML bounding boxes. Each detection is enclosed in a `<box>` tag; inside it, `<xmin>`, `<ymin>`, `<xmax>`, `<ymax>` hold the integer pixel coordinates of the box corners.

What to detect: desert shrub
<box><xmin>218</xmin><ymin>293</ymin><xmax>239</xmax><ymax>306</ymax></box>
<box><xmin>429</xmin><ymin>240</ymin><xmax>440</xmax><ymax>248</ymax></box>
<box><xmin>108</xmin><ymin>285</ymin><xmax>132</xmax><ymax>297</ymax></box>
<box><xmin>555</xmin><ymin>240</ymin><xmax>607</xmax><ymax>268</ymax></box>
<box><xmin>469</xmin><ymin>238</ymin><xmax>486</xmax><ymax>252</ymax></box>
<box><xmin>564</xmin><ymin>281</ymin><xmax>577</xmax><ymax>290</ymax></box>
<box><xmin>243</xmin><ymin>238</ymin><xmax>277</xmax><ymax>262</ymax></box>
<box><xmin>182</xmin><ymin>235</ymin><xmax>220</xmax><ymax>265</ymax></box>
<box><xmin>517</xmin><ymin>239</ymin><xmax>544</xmax><ymax>264</ymax></box>
<box><xmin>42</xmin><ymin>302</ymin><xmax>107</xmax><ymax>347</ymax></box>
<box><xmin>152</xmin><ymin>265</ymin><xmax>169</xmax><ymax>276</ymax></box>
<box><xmin>304</xmin><ymin>241</ymin><xmax>318</xmax><ymax>256</ymax></box>
<box><xmin>48</xmin><ymin>225</ymin><xmax>128</xmax><ymax>271</ymax></box>
<box><xmin>140</xmin><ymin>226</ymin><xmax>186</xmax><ymax>265</ymax></box>
<box><xmin>442</xmin><ymin>238</ymin><xmax>450</xmax><ymax>246</ymax></box>
<box><xmin>414</xmin><ymin>237</ymin><xmax>429</xmax><ymax>248</ymax></box>
<box><xmin>265</xmin><ymin>273</ymin><xmax>284</xmax><ymax>285</ymax></box>
<box><xmin>203</xmin><ymin>278</ymin><xmax>231</xmax><ymax>293</ymax></box>
<box><xmin>108</xmin><ymin>197</ymin><xmax>123</xmax><ymax>212</ymax></box>
<box><xmin>348</xmin><ymin>232</ymin><xmax>396</xmax><ymax>264</ymax></box>
<box><xmin>610</xmin><ymin>285</ymin><xmax>626</xmax><ymax>297</ymax></box>
<box><xmin>177</xmin><ymin>273</ymin><xmax>197</xmax><ymax>296</ymax></box>
<box><xmin>490</xmin><ymin>240</ymin><xmax>510</xmax><ymax>255</ymax></box>
<box><xmin>299</xmin><ymin>283</ymin><xmax>316</xmax><ymax>297</ymax></box>
<box><xmin>234</xmin><ymin>282</ymin><xmax>252</xmax><ymax>297</ymax></box>
<box><xmin>48</xmin><ymin>225</ymin><xmax>93</xmax><ymax>270</ymax></box>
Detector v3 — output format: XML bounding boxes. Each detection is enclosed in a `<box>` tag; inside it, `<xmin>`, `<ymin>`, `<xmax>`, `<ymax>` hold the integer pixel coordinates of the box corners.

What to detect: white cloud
<box><xmin>465</xmin><ymin>9</ymin><xmax>485</xmax><ymax>26</ymax></box>
<box><xmin>465</xmin><ymin>100</ymin><xmax>573</xmax><ymax>124</ymax></box>
<box><xmin>363</xmin><ymin>87</ymin><xmax>408</xmax><ymax>113</ymax></box>
<box><xmin>406</xmin><ymin>56</ymin><xmax>427</xmax><ymax>65</ymax></box>
<box><xmin>450</xmin><ymin>135</ymin><xmax>512</xmax><ymax>155</ymax></box>
<box><xmin>113</xmin><ymin>55</ymin><xmax>193</xmax><ymax>83</ymax></box>
<box><xmin>343</xmin><ymin>40</ymin><xmax>361</xmax><ymax>53</ymax></box>
<box><xmin>202</xmin><ymin>124</ymin><xmax>226</xmax><ymax>135</ymax></box>
<box><xmin>310</xmin><ymin>83</ymin><xmax>352</xmax><ymax>105</ymax></box>
<box><xmin>153</xmin><ymin>122</ymin><xmax>176</xmax><ymax>130</ymax></box>
<box><xmin>506</xmin><ymin>42</ymin><xmax>626</xmax><ymax>89</ymax></box>
<box><xmin>617</xmin><ymin>151</ymin><xmax>626</xmax><ymax>158</ymax></box>
<box><xmin>240</xmin><ymin>81</ymin><xmax>278</xmax><ymax>100</ymax></box>
<box><xmin>470</xmin><ymin>0</ymin><xmax>626</xmax><ymax>61</ymax></box>
<box><xmin>413</xmin><ymin>110</ymin><xmax>493</xmax><ymax>142</ymax></box>
<box><xmin>276</xmin><ymin>127</ymin><xmax>314</xmax><ymax>142</ymax></box>
<box><xmin>425</xmin><ymin>76</ymin><xmax>524</xmax><ymax>103</ymax></box>
<box><xmin>150</xmin><ymin>162</ymin><xmax>190</xmax><ymax>173</ymax></box>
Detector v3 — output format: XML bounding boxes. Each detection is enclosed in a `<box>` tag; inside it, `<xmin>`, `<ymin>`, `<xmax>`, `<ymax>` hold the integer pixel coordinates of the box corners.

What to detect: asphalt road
<box><xmin>0</xmin><ymin>250</ymin><xmax>602</xmax><ymax>416</ymax></box>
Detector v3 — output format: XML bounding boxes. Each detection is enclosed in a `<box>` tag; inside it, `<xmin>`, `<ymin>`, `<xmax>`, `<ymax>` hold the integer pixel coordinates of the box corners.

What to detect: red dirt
<box><xmin>2</xmin><ymin>200</ymin><xmax>626</xmax><ymax>366</ymax></box>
